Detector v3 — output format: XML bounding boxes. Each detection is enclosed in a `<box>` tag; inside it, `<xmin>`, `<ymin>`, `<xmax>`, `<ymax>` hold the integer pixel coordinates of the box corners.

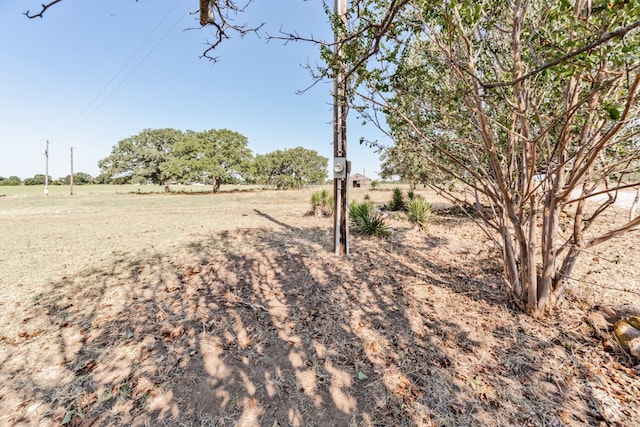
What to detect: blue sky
<box><xmin>0</xmin><ymin>0</ymin><xmax>388</xmax><ymax>180</ymax></box>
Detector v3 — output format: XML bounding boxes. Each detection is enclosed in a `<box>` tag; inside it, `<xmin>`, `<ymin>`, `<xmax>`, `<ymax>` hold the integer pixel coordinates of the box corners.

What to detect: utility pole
<box><xmin>43</xmin><ymin>140</ymin><xmax>50</xmax><ymax>197</ymax></box>
<box><xmin>333</xmin><ymin>0</ymin><xmax>349</xmax><ymax>255</ymax></box>
<box><xmin>70</xmin><ymin>146</ymin><xmax>74</xmax><ymax>195</ymax></box>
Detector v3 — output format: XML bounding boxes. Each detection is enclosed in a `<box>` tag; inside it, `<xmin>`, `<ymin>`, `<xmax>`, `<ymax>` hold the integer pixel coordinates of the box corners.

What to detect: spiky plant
<box><xmin>322</xmin><ymin>190</ymin><xmax>334</xmax><ymax>216</ymax></box>
<box><xmin>349</xmin><ymin>200</ymin><xmax>390</xmax><ymax>237</ymax></box>
<box><xmin>311</xmin><ymin>191</ymin><xmax>323</xmax><ymax>216</ymax></box>
<box><xmin>388</xmin><ymin>187</ymin><xmax>405</xmax><ymax>211</ymax></box>
<box><xmin>310</xmin><ymin>189</ymin><xmax>333</xmax><ymax>217</ymax></box>
<box><xmin>407</xmin><ymin>196</ymin><xmax>433</xmax><ymax>228</ymax></box>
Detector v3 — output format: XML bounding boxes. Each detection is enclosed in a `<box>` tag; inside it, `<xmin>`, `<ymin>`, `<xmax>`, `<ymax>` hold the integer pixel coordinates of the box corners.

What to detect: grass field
<box><xmin>0</xmin><ymin>185</ymin><xmax>317</xmax><ymax>304</ymax></box>
<box><xmin>0</xmin><ymin>184</ymin><xmax>639</xmax><ymax>426</ymax></box>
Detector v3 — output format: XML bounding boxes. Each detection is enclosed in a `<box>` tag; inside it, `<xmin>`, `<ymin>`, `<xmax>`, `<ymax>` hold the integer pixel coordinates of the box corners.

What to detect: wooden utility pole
<box><xmin>333</xmin><ymin>0</ymin><xmax>349</xmax><ymax>255</ymax></box>
<box><xmin>70</xmin><ymin>146</ymin><xmax>74</xmax><ymax>195</ymax></box>
<box><xmin>199</xmin><ymin>0</ymin><xmax>214</xmax><ymax>25</ymax></box>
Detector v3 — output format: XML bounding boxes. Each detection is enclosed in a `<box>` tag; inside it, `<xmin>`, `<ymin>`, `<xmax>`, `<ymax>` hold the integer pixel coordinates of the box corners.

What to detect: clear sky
<box><xmin>0</xmin><ymin>0</ymin><xmax>388</xmax><ymax>181</ymax></box>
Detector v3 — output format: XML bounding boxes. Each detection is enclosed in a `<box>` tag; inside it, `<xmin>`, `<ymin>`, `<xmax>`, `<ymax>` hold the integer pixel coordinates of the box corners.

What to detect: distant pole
<box><xmin>70</xmin><ymin>146</ymin><xmax>74</xmax><ymax>195</ymax></box>
<box><xmin>333</xmin><ymin>0</ymin><xmax>349</xmax><ymax>255</ymax></box>
<box><xmin>43</xmin><ymin>140</ymin><xmax>49</xmax><ymax>197</ymax></box>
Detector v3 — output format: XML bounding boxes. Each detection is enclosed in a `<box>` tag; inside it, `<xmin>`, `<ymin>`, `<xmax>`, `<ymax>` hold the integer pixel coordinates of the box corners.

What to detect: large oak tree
<box><xmin>164</xmin><ymin>129</ymin><xmax>252</xmax><ymax>193</ymax></box>
<box><xmin>251</xmin><ymin>147</ymin><xmax>329</xmax><ymax>189</ymax></box>
<box><xmin>98</xmin><ymin>128</ymin><xmax>182</xmax><ymax>189</ymax></box>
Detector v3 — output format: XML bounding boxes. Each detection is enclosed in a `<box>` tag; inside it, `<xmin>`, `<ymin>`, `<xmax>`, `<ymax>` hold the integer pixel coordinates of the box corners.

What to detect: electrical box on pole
<box><xmin>333</xmin><ymin>157</ymin><xmax>347</xmax><ymax>179</ymax></box>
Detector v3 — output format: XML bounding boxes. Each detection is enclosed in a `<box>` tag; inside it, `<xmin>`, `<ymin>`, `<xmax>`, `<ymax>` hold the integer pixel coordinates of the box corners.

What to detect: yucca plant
<box><xmin>310</xmin><ymin>189</ymin><xmax>333</xmax><ymax>217</ymax></box>
<box><xmin>388</xmin><ymin>187</ymin><xmax>405</xmax><ymax>211</ymax></box>
<box><xmin>349</xmin><ymin>200</ymin><xmax>390</xmax><ymax>237</ymax></box>
<box><xmin>322</xmin><ymin>191</ymin><xmax>334</xmax><ymax>216</ymax></box>
<box><xmin>407</xmin><ymin>196</ymin><xmax>433</xmax><ymax>228</ymax></box>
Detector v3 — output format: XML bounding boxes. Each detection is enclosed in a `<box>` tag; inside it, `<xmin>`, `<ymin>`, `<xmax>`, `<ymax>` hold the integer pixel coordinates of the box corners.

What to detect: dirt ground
<box><xmin>0</xmin><ymin>187</ymin><xmax>639</xmax><ymax>426</ymax></box>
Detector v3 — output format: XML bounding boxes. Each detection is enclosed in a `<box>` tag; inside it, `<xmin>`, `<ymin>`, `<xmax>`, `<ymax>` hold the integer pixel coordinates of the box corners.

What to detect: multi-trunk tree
<box><xmin>328</xmin><ymin>0</ymin><xmax>640</xmax><ymax>316</ymax></box>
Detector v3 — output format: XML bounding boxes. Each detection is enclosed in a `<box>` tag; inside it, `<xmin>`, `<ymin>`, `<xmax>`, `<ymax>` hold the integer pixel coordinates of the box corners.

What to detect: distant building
<box><xmin>349</xmin><ymin>173</ymin><xmax>372</xmax><ymax>188</ymax></box>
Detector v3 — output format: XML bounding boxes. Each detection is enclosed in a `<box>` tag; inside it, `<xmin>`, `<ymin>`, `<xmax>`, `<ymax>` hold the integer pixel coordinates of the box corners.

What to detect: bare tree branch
<box><xmin>585</xmin><ymin>215</ymin><xmax>640</xmax><ymax>248</ymax></box>
<box><xmin>197</xmin><ymin>0</ymin><xmax>264</xmax><ymax>61</ymax></box>
<box><xmin>24</xmin><ymin>0</ymin><xmax>64</xmax><ymax>19</ymax></box>
<box><xmin>24</xmin><ymin>1</ymin><xmax>261</xmax><ymax>61</ymax></box>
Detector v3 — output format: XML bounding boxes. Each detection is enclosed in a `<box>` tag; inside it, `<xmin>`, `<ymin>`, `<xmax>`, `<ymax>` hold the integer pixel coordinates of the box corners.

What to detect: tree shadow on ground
<box><xmin>1</xmin><ymin>214</ymin><xmax>638</xmax><ymax>426</ymax></box>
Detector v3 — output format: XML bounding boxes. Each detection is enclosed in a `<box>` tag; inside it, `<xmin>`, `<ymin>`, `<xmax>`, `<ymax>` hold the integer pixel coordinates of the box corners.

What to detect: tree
<box><xmin>0</xmin><ymin>176</ymin><xmax>22</xmax><ymax>186</ymax></box>
<box><xmin>323</xmin><ymin>0</ymin><xmax>640</xmax><ymax>316</ymax></box>
<box><xmin>93</xmin><ymin>173</ymin><xmax>111</xmax><ymax>185</ymax></box>
<box><xmin>98</xmin><ymin>128</ymin><xmax>182</xmax><ymax>190</ymax></box>
<box><xmin>99</xmin><ymin>128</ymin><xmax>253</xmax><ymax>192</ymax></box>
<box><xmin>379</xmin><ymin>141</ymin><xmax>450</xmax><ymax>189</ymax></box>
<box><xmin>252</xmin><ymin>147</ymin><xmax>328</xmax><ymax>189</ymax></box>
<box><xmin>56</xmin><ymin>172</ymin><xmax>94</xmax><ymax>185</ymax></box>
<box><xmin>24</xmin><ymin>174</ymin><xmax>53</xmax><ymax>185</ymax></box>
<box><xmin>164</xmin><ymin>129</ymin><xmax>252</xmax><ymax>193</ymax></box>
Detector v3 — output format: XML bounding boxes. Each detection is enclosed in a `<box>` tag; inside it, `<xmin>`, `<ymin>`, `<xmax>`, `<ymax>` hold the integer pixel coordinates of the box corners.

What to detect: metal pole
<box><xmin>70</xmin><ymin>146</ymin><xmax>74</xmax><ymax>195</ymax></box>
<box><xmin>44</xmin><ymin>140</ymin><xmax>49</xmax><ymax>197</ymax></box>
<box><xmin>333</xmin><ymin>0</ymin><xmax>349</xmax><ymax>255</ymax></box>
<box><xmin>345</xmin><ymin>166</ymin><xmax>350</xmax><ymax>254</ymax></box>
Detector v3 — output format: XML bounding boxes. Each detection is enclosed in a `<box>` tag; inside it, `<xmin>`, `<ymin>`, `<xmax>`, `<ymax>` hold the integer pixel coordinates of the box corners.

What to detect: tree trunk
<box><xmin>537</xmin><ymin>193</ymin><xmax>560</xmax><ymax>314</ymax></box>
<box><xmin>211</xmin><ymin>176</ymin><xmax>220</xmax><ymax>193</ymax></box>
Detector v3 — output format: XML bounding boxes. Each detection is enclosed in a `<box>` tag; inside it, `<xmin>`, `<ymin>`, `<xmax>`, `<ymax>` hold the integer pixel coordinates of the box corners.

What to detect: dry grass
<box><xmin>0</xmin><ymin>185</ymin><xmax>639</xmax><ymax>426</ymax></box>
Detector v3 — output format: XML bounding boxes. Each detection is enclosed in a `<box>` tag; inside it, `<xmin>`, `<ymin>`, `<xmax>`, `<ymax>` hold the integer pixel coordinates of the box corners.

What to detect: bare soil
<box><xmin>0</xmin><ymin>187</ymin><xmax>639</xmax><ymax>426</ymax></box>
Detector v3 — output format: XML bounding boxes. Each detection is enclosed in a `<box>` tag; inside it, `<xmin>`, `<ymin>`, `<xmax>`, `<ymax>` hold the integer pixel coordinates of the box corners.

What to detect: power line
<box><xmin>55</xmin><ymin>0</ymin><xmax>188</xmax><ymax>141</ymax></box>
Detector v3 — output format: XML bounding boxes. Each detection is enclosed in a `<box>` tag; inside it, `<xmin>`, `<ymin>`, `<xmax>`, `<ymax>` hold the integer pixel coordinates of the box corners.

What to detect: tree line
<box><xmin>2</xmin><ymin>128</ymin><xmax>328</xmax><ymax>190</ymax></box>
<box><xmin>0</xmin><ymin>173</ymin><xmax>94</xmax><ymax>186</ymax></box>
<box><xmin>98</xmin><ymin>128</ymin><xmax>328</xmax><ymax>192</ymax></box>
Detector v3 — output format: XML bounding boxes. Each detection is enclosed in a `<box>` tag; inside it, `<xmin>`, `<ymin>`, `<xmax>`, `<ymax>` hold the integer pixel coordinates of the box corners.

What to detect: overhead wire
<box><xmin>55</xmin><ymin>0</ymin><xmax>188</xmax><ymax>141</ymax></box>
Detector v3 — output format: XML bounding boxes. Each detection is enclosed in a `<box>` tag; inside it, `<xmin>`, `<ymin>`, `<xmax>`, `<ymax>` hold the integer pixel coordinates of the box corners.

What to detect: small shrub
<box><xmin>407</xmin><ymin>196</ymin><xmax>433</xmax><ymax>228</ymax></box>
<box><xmin>388</xmin><ymin>187</ymin><xmax>406</xmax><ymax>211</ymax></box>
<box><xmin>311</xmin><ymin>189</ymin><xmax>333</xmax><ymax>217</ymax></box>
<box><xmin>407</xmin><ymin>190</ymin><xmax>416</xmax><ymax>201</ymax></box>
<box><xmin>349</xmin><ymin>200</ymin><xmax>390</xmax><ymax>237</ymax></box>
